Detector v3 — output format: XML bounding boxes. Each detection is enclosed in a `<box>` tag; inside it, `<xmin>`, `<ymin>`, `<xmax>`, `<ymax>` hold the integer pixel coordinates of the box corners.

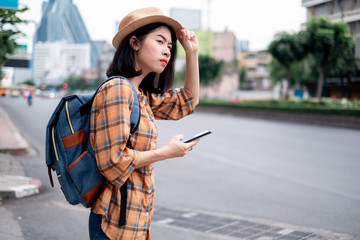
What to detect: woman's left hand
<box><xmin>179</xmin><ymin>26</ymin><xmax>198</xmax><ymax>54</ymax></box>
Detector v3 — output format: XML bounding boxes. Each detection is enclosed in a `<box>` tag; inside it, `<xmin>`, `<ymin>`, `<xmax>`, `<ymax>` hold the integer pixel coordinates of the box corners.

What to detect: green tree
<box><xmin>269</xmin><ymin>59</ymin><xmax>286</xmax><ymax>84</ymax></box>
<box><xmin>66</xmin><ymin>75</ymin><xmax>91</xmax><ymax>90</ymax></box>
<box><xmin>239</xmin><ymin>66</ymin><xmax>246</xmax><ymax>89</ymax></box>
<box><xmin>0</xmin><ymin>6</ymin><xmax>29</xmax><ymax>77</ymax></box>
<box><xmin>268</xmin><ymin>31</ymin><xmax>307</xmax><ymax>98</ymax></box>
<box><xmin>21</xmin><ymin>79</ymin><xmax>35</xmax><ymax>86</ymax></box>
<box><xmin>174</xmin><ymin>65</ymin><xmax>186</xmax><ymax>86</ymax></box>
<box><xmin>328</xmin><ymin>22</ymin><xmax>356</xmax><ymax>98</ymax></box>
<box><xmin>269</xmin><ymin>55</ymin><xmax>317</xmax><ymax>90</ymax></box>
<box><xmin>303</xmin><ymin>16</ymin><xmax>355</xmax><ymax>99</ymax></box>
<box><xmin>175</xmin><ymin>54</ymin><xmax>223</xmax><ymax>87</ymax></box>
<box><xmin>198</xmin><ymin>55</ymin><xmax>223</xmax><ymax>86</ymax></box>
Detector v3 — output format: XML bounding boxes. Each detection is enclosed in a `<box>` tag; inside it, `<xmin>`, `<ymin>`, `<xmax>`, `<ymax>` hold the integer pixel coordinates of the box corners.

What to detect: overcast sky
<box><xmin>18</xmin><ymin>0</ymin><xmax>306</xmax><ymax>52</ymax></box>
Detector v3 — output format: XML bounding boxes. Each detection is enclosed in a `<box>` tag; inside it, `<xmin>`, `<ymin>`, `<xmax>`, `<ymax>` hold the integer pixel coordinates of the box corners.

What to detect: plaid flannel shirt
<box><xmin>90</xmin><ymin>77</ymin><xmax>195</xmax><ymax>240</ymax></box>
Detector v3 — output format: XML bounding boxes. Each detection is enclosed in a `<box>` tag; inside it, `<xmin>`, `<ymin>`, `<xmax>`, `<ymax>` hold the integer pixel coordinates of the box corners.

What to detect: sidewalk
<box><xmin>0</xmin><ymin>106</ymin><xmax>42</xmax><ymax>201</ymax></box>
<box><xmin>0</xmin><ymin>105</ymin><xmax>42</xmax><ymax>240</ymax></box>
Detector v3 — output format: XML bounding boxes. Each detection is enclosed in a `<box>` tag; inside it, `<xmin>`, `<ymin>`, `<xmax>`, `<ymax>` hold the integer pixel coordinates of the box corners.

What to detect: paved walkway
<box><xmin>0</xmin><ymin>103</ymin><xmax>356</xmax><ymax>240</ymax></box>
<box><xmin>0</xmin><ymin>105</ymin><xmax>41</xmax><ymax>200</ymax></box>
<box><xmin>0</xmin><ymin>105</ymin><xmax>42</xmax><ymax>240</ymax></box>
<box><xmin>0</xmin><ymin>107</ymin><xmax>28</xmax><ymax>155</ymax></box>
<box><xmin>151</xmin><ymin>206</ymin><xmax>353</xmax><ymax>240</ymax></box>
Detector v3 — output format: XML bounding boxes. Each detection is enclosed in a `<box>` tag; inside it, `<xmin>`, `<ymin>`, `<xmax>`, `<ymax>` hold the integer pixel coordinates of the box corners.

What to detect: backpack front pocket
<box><xmin>66</xmin><ymin>150</ymin><xmax>91</xmax><ymax>192</ymax></box>
<box><xmin>66</xmin><ymin>150</ymin><xmax>105</xmax><ymax>206</ymax></box>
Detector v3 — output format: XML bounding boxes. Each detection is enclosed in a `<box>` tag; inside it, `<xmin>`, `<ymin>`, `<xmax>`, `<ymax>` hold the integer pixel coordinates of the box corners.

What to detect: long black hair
<box><xmin>106</xmin><ymin>22</ymin><xmax>178</xmax><ymax>94</ymax></box>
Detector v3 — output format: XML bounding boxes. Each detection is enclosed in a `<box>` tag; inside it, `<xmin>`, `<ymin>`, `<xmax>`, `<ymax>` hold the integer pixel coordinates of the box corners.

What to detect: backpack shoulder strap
<box><xmin>80</xmin><ymin>76</ymin><xmax>140</xmax><ymax>134</ymax></box>
<box><xmin>80</xmin><ymin>75</ymin><xmax>119</xmax><ymax>116</ymax></box>
<box><xmin>122</xmin><ymin>78</ymin><xmax>140</xmax><ymax>135</ymax></box>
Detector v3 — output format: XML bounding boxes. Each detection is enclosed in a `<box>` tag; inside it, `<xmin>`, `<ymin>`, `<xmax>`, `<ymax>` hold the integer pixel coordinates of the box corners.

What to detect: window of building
<box><xmin>257</xmin><ymin>65</ymin><xmax>268</xmax><ymax>74</ymax></box>
<box><xmin>356</xmin><ymin>0</ymin><xmax>360</xmax><ymax>8</ymax></box>
<box><xmin>337</xmin><ymin>0</ymin><xmax>350</xmax><ymax>12</ymax></box>
<box><xmin>315</xmin><ymin>3</ymin><xmax>328</xmax><ymax>16</ymax></box>
<box><xmin>328</xmin><ymin>2</ymin><xmax>334</xmax><ymax>14</ymax></box>
<box><xmin>344</xmin><ymin>0</ymin><xmax>351</xmax><ymax>11</ymax></box>
<box><xmin>350</xmin><ymin>0</ymin><xmax>357</xmax><ymax>9</ymax></box>
<box><xmin>247</xmin><ymin>54</ymin><xmax>257</xmax><ymax>59</ymax></box>
<box><xmin>247</xmin><ymin>67</ymin><xmax>257</xmax><ymax>72</ymax></box>
<box><xmin>311</xmin><ymin>6</ymin><xmax>316</xmax><ymax>17</ymax></box>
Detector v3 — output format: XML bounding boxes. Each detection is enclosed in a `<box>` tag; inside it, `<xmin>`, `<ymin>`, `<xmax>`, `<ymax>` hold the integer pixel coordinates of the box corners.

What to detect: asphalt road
<box><xmin>0</xmin><ymin>96</ymin><xmax>359</xmax><ymax>240</ymax></box>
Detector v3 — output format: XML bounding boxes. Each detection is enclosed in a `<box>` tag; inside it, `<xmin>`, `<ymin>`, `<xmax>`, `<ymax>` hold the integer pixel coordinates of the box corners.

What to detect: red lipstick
<box><xmin>160</xmin><ymin>59</ymin><xmax>168</xmax><ymax>66</ymax></box>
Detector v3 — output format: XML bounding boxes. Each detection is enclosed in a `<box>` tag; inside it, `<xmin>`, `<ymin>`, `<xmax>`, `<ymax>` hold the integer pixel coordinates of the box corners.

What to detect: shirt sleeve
<box><xmin>90</xmin><ymin>79</ymin><xmax>140</xmax><ymax>187</ymax></box>
<box><xmin>148</xmin><ymin>87</ymin><xmax>195</xmax><ymax>120</ymax></box>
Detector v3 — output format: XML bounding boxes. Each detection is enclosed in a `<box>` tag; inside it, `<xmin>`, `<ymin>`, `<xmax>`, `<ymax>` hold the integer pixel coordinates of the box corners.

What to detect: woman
<box><xmin>89</xmin><ymin>7</ymin><xmax>200</xmax><ymax>240</ymax></box>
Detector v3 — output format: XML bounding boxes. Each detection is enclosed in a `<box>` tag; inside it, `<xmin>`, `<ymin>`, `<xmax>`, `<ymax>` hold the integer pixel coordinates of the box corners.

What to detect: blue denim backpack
<box><xmin>45</xmin><ymin>76</ymin><xmax>140</xmax><ymax>213</ymax></box>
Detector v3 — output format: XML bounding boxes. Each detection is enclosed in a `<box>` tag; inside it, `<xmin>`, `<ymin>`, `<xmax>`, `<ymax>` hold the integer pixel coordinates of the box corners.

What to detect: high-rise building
<box><xmin>33</xmin><ymin>41</ymin><xmax>90</xmax><ymax>85</ymax></box>
<box><xmin>302</xmin><ymin>0</ymin><xmax>360</xmax><ymax>58</ymax></box>
<box><xmin>34</xmin><ymin>0</ymin><xmax>99</xmax><ymax>67</ymax></box>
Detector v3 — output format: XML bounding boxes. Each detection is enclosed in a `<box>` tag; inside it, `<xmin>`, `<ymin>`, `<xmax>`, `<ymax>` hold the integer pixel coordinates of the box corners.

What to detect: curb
<box><xmin>0</xmin><ymin>175</ymin><xmax>42</xmax><ymax>200</ymax></box>
<box><xmin>197</xmin><ymin>105</ymin><xmax>360</xmax><ymax>130</ymax></box>
<box><xmin>0</xmin><ymin>106</ymin><xmax>30</xmax><ymax>156</ymax></box>
<box><xmin>0</xmin><ymin>147</ymin><xmax>29</xmax><ymax>156</ymax></box>
<box><xmin>0</xmin><ymin>105</ymin><xmax>42</xmax><ymax>201</ymax></box>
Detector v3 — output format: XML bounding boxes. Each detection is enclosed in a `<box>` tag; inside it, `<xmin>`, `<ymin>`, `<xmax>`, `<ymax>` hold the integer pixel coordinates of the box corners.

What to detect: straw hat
<box><xmin>112</xmin><ymin>7</ymin><xmax>182</xmax><ymax>49</ymax></box>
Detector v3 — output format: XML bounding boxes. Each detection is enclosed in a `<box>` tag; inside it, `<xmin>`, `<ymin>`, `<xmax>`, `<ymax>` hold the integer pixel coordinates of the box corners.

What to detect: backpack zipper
<box><xmin>65</xmin><ymin>101</ymin><xmax>75</xmax><ymax>134</ymax></box>
<box><xmin>51</xmin><ymin>127</ymin><xmax>59</xmax><ymax>161</ymax></box>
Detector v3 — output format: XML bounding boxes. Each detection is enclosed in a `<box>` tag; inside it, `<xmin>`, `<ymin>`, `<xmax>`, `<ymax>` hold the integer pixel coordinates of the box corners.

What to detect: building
<box><xmin>302</xmin><ymin>0</ymin><xmax>360</xmax><ymax>58</ymax></box>
<box><xmin>34</xmin><ymin>0</ymin><xmax>99</xmax><ymax>67</ymax></box>
<box><xmin>237</xmin><ymin>50</ymin><xmax>272</xmax><ymax>90</ymax></box>
<box><xmin>3</xmin><ymin>45</ymin><xmax>32</xmax><ymax>85</ymax></box>
<box><xmin>33</xmin><ymin>41</ymin><xmax>90</xmax><ymax>85</ymax></box>
<box><xmin>97</xmin><ymin>42</ymin><xmax>116</xmax><ymax>81</ymax></box>
<box><xmin>170</xmin><ymin>8</ymin><xmax>212</xmax><ymax>58</ymax></box>
<box><xmin>302</xmin><ymin>0</ymin><xmax>360</xmax><ymax>99</ymax></box>
<box><xmin>236</xmin><ymin>40</ymin><xmax>250</xmax><ymax>52</ymax></box>
<box><xmin>214</xmin><ymin>31</ymin><xmax>236</xmax><ymax>62</ymax></box>
<box><xmin>169</xmin><ymin>7</ymin><xmax>239</xmax><ymax>99</ymax></box>
<box><xmin>170</xmin><ymin>8</ymin><xmax>202</xmax><ymax>30</ymax></box>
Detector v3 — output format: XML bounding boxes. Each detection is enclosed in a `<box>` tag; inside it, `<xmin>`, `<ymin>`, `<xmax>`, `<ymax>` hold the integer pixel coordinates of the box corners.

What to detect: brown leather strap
<box><xmin>48</xmin><ymin>166</ymin><xmax>54</xmax><ymax>187</ymax></box>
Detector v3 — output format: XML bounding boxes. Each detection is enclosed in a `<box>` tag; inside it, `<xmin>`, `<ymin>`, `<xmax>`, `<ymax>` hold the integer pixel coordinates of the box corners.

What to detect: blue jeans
<box><xmin>88</xmin><ymin>212</ymin><xmax>110</xmax><ymax>240</ymax></box>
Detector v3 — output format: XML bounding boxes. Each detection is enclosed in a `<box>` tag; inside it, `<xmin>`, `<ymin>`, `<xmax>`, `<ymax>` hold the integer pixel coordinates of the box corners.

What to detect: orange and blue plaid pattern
<box><xmin>90</xmin><ymin>77</ymin><xmax>195</xmax><ymax>239</ymax></box>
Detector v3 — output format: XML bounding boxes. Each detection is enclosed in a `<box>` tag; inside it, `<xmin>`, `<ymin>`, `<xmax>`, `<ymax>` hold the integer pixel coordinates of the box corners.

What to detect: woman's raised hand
<box><xmin>179</xmin><ymin>26</ymin><xmax>199</xmax><ymax>54</ymax></box>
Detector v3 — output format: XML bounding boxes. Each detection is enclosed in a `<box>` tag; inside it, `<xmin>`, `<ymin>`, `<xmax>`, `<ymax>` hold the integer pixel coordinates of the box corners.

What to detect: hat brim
<box><xmin>112</xmin><ymin>15</ymin><xmax>182</xmax><ymax>49</ymax></box>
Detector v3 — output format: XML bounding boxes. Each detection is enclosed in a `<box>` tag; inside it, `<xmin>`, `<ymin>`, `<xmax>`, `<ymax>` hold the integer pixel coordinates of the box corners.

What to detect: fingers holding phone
<box><xmin>185</xmin><ymin>138</ymin><xmax>200</xmax><ymax>152</ymax></box>
<box><xmin>159</xmin><ymin>130</ymin><xmax>211</xmax><ymax>159</ymax></box>
<box><xmin>160</xmin><ymin>134</ymin><xmax>198</xmax><ymax>159</ymax></box>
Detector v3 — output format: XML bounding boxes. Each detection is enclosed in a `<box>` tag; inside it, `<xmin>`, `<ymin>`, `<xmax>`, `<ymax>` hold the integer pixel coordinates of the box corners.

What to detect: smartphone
<box><xmin>182</xmin><ymin>130</ymin><xmax>212</xmax><ymax>143</ymax></box>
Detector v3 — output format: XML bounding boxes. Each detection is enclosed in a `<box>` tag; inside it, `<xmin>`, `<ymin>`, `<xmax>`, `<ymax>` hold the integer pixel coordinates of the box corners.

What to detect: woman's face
<box><xmin>133</xmin><ymin>26</ymin><xmax>173</xmax><ymax>75</ymax></box>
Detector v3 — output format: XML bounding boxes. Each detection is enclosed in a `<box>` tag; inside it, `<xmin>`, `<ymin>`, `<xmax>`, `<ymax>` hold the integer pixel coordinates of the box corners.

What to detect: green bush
<box><xmin>199</xmin><ymin>98</ymin><xmax>360</xmax><ymax>117</ymax></box>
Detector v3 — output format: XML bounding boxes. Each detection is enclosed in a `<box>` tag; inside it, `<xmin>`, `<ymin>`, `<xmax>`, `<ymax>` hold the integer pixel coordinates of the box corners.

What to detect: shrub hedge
<box><xmin>199</xmin><ymin>98</ymin><xmax>360</xmax><ymax>117</ymax></box>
